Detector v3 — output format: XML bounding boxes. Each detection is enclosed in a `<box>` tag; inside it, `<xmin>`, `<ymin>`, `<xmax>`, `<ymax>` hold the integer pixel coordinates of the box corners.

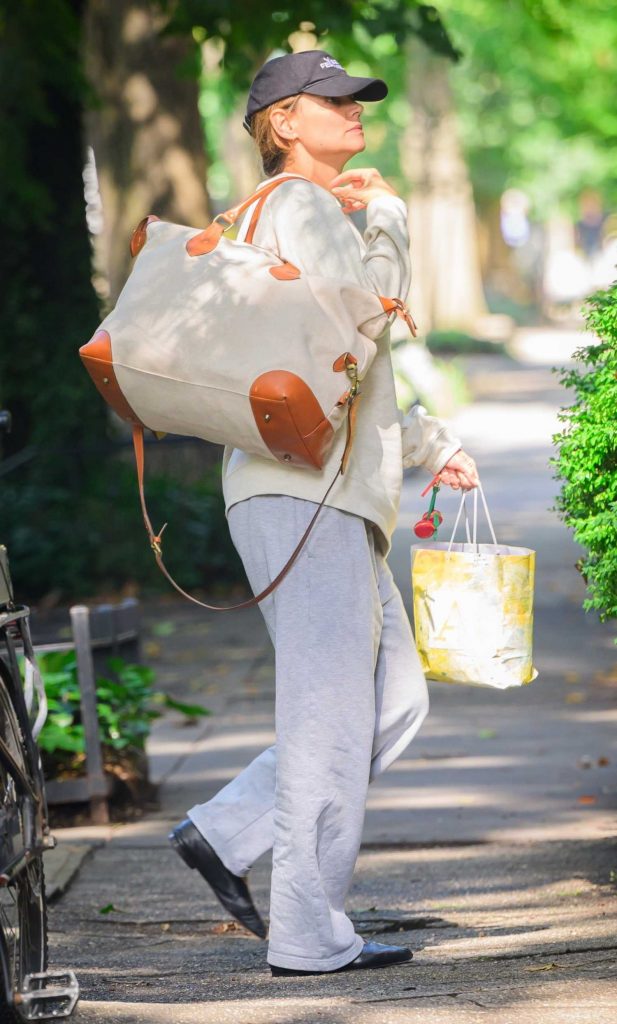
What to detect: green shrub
<box><xmin>426</xmin><ymin>330</ymin><xmax>507</xmax><ymax>355</ymax></box>
<box><xmin>2</xmin><ymin>452</ymin><xmax>246</xmax><ymax>601</ymax></box>
<box><xmin>32</xmin><ymin>650</ymin><xmax>210</xmax><ymax>779</ymax></box>
<box><xmin>551</xmin><ymin>280</ymin><xmax>617</xmax><ymax>623</ymax></box>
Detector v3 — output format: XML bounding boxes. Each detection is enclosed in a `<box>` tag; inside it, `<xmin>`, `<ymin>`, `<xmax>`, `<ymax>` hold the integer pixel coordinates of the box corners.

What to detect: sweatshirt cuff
<box><xmin>365</xmin><ymin>194</ymin><xmax>408</xmax><ymax>223</ymax></box>
<box><xmin>422</xmin><ymin>435</ymin><xmax>463</xmax><ymax>475</ymax></box>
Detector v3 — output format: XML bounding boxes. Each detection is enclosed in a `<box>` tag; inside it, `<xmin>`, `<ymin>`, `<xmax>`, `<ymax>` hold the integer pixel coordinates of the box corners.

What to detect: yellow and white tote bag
<box><xmin>411</xmin><ymin>483</ymin><xmax>538</xmax><ymax>689</ymax></box>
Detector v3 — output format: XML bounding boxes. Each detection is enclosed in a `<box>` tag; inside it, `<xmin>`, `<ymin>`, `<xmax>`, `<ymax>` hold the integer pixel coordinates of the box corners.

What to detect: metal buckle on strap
<box><xmin>212</xmin><ymin>211</ymin><xmax>236</xmax><ymax>227</ymax></box>
<box><xmin>151</xmin><ymin>522</ymin><xmax>168</xmax><ymax>556</ymax></box>
<box><xmin>344</xmin><ymin>354</ymin><xmax>360</xmax><ymax>402</ymax></box>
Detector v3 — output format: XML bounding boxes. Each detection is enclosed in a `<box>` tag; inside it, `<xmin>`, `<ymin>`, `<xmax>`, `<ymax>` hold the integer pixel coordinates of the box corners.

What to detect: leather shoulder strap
<box><xmin>185</xmin><ymin>174</ymin><xmax>308</xmax><ymax>261</ymax></box>
<box><xmin>219</xmin><ymin>174</ymin><xmax>307</xmax><ymax>230</ymax></box>
<box><xmin>243</xmin><ymin>174</ymin><xmax>307</xmax><ymax>243</ymax></box>
<box><xmin>131</xmin><ymin>413</ymin><xmax>356</xmax><ymax>612</ymax></box>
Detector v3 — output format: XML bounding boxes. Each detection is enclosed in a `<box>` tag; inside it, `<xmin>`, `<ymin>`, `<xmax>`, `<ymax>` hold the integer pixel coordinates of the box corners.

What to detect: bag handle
<box><xmin>447</xmin><ymin>481</ymin><xmax>498</xmax><ymax>552</ymax></box>
<box><xmin>185</xmin><ymin>175</ymin><xmax>309</xmax><ymax>259</ymax></box>
<box><xmin>216</xmin><ymin>173</ymin><xmax>307</xmax><ymax>228</ymax></box>
<box><xmin>131</xmin><ymin>396</ymin><xmax>360</xmax><ymax>612</ymax></box>
<box><xmin>209</xmin><ymin>175</ymin><xmax>417</xmax><ymax>335</ymax></box>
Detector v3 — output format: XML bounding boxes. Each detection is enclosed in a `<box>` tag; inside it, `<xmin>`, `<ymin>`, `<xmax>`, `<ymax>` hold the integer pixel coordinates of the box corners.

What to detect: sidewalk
<box><xmin>47</xmin><ymin>327</ymin><xmax>617</xmax><ymax>1023</ymax></box>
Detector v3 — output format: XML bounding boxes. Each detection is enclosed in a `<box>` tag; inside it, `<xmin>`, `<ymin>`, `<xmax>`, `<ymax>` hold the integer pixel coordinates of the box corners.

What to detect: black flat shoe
<box><xmin>168</xmin><ymin>818</ymin><xmax>267</xmax><ymax>939</ymax></box>
<box><xmin>269</xmin><ymin>939</ymin><xmax>413</xmax><ymax>976</ymax></box>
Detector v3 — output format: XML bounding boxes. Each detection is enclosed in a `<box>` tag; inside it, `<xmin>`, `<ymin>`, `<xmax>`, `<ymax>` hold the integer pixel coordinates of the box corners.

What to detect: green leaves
<box><xmin>163</xmin><ymin>1</ymin><xmax>459</xmax><ymax>84</ymax></box>
<box><xmin>157</xmin><ymin>694</ymin><xmax>211</xmax><ymax>718</ymax></box>
<box><xmin>2</xmin><ymin>455</ymin><xmax>245</xmax><ymax>601</ymax></box>
<box><xmin>552</xmin><ymin>280</ymin><xmax>617</xmax><ymax>624</ymax></box>
<box><xmin>98</xmin><ymin>903</ymin><xmax>124</xmax><ymax>915</ymax></box>
<box><xmin>440</xmin><ymin>0</ymin><xmax>617</xmax><ymax>208</ymax></box>
<box><xmin>28</xmin><ymin>651</ymin><xmax>210</xmax><ymax>771</ymax></box>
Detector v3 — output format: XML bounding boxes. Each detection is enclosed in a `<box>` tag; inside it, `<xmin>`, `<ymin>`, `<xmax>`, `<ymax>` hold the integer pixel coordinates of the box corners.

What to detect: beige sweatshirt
<box><xmin>221</xmin><ymin>172</ymin><xmax>462</xmax><ymax>555</ymax></box>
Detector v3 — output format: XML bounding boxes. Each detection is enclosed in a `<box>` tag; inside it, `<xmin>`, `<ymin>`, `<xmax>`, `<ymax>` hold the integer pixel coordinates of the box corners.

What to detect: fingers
<box><xmin>439</xmin><ymin>450</ymin><xmax>479</xmax><ymax>491</ymax></box>
<box><xmin>337</xmin><ymin>196</ymin><xmax>368</xmax><ymax>214</ymax></box>
<box><xmin>330</xmin><ymin>169</ymin><xmax>380</xmax><ymax>210</ymax></box>
<box><xmin>436</xmin><ymin>466</ymin><xmax>477</xmax><ymax>491</ymax></box>
<box><xmin>331</xmin><ymin>184</ymin><xmax>368</xmax><ymax>208</ymax></box>
<box><xmin>331</xmin><ymin>184</ymin><xmax>367</xmax><ymax>205</ymax></box>
<box><xmin>437</xmin><ymin>468</ymin><xmax>461</xmax><ymax>490</ymax></box>
<box><xmin>330</xmin><ymin>168</ymin><xmax>375</xmax><ymax>188</ymax></box>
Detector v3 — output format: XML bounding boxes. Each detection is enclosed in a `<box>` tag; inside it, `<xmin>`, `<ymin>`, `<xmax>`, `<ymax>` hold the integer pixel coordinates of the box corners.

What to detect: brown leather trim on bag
<box><xmin>269</xmin><ymin>261</ymin><xmax>301</xmax><ymax>280</ymax></box>
<box><xmin>186</xmin><ymin>222</ymin><xmax>225</xmax><ymax>256</ymax></box>
<box><xmin>333</xmin><ymin>352</ymin><xmax>358</xmax><ymax>372</ymax></box>
<box><xmin>79</xmin><ymin>330</ymin><xmax>143</xmax><ymax>425</ymax></box>
<box><xmin>379</xmin><ymin>296</ymin><xmax>418</xmax><ymax>337</ymax></box>
<box><xmin>186</xmin><ymin>174</ymin><xmax>304</xmax><ymax>257</ymax></box>
<box><xmin>249</xmin><ymin>370</ymin><xmax>334</xmax><ymax>470</ymax></box>
<box><xmin>245</xmin><ymin>191</ymin><xmax>269</xmax><ymax>244</ymax></box>
<box><xmin>130</xmin><ymin>215</ymin><xmax>160</xmax><ymax>257</ymax></box>
<box><xmin>341</xmin><ymin>393</ymin><xmax>361</xmax><ymax>474</ymax></box>
<box><xmin>131</xmin><ymin>424</ymin><xmax>344</xmax><ymax>612</ymax></box>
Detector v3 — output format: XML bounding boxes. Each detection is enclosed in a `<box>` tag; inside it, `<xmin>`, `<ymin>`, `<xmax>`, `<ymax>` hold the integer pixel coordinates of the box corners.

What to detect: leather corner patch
<box><xmin>249</xmin><ymin>370</ymin><xmax>333</xmax><ymax>469</ymax></box>
<box><xmin>130</xmin><ymin>215</ymin><xmax>160</xmax><ymax>258</ymax></box>
<box><xmin>79</xmin><ymin>330</ymin><xmax>143</xmax><ymax>425</ymax></box>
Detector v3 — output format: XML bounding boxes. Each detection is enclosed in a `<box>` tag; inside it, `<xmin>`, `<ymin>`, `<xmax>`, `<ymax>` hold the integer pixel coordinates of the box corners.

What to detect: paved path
<box><xmin>47</xmin><ymin>328</ymin><xmax>617</xmax><ymax>1022</ymax></box>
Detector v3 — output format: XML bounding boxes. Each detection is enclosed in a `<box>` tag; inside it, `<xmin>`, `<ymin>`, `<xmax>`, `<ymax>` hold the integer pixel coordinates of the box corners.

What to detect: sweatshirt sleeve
<box><xmin>362</xmin><ymin>195</ymin><xmax>411</xmax><ymax>301</ymax></box>
<box><xmin>399</xmin><ymin>404</ymin><xmax>462</xmax><ymax>474</ymax></box>
<box><xmin>263</xmin><ymin>179</ymin><xmax>411</xmax><ymax>301</ymax></box>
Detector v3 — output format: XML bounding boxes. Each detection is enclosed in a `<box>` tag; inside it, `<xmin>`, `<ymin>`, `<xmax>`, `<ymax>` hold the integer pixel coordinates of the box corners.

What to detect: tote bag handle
<box><xmin>447</xmin><ymin>481</ymin><xmax>498</xmax><ymax>552</ymax></box>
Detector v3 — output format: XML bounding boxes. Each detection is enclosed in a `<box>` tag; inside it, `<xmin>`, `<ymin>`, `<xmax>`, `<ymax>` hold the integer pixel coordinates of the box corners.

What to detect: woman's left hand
<box><xmin>437</xmin><ymin>449</ymin><xmax>479</xmax><ymax>491</ymax></box>
<box><xmin>330</xmin><ymin>168</ymin><xmax>398</xmax><ymax>214</ymax></box>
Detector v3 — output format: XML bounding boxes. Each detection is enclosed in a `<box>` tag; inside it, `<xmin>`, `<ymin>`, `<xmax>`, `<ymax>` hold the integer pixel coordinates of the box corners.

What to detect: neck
<box><xmin>282</xmin><ymin>150</ymin><xmax>346</xmax><ymax>192</ymax></box>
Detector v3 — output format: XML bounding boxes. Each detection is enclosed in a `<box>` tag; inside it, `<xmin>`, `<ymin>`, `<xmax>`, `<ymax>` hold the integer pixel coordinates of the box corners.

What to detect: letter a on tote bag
<box><xmin>411</xmin><ymin>483</ymin><xmax>538</xmax><ymax>689</ymax></box>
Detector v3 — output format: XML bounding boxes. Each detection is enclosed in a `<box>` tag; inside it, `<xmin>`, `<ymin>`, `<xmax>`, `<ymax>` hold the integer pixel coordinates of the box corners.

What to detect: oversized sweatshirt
<box><xmin>221</xmin><ymin>171</ymin><xmax>462</xmax><ymax>555</ymax></box>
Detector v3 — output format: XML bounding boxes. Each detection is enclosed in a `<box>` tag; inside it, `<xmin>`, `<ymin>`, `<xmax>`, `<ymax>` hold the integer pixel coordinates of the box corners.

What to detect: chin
<box><xmin>346</xmin><ymin>133</ymin><xmax>366</xmax><ymax>156</ymax></box>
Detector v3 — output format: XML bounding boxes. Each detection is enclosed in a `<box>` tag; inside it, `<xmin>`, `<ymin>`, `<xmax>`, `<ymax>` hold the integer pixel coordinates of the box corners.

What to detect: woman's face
<box><xmin>274</xmin><ymin>93</ymin><xmax>366</xmax><ymax>163</ymax></box>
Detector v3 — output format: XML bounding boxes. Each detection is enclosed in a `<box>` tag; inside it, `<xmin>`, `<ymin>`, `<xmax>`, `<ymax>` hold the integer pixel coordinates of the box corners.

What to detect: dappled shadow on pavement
<box><xmin>49</xmin><ymin>834</ymin><xmax>617</xmax><ymax>1021</ymax></box>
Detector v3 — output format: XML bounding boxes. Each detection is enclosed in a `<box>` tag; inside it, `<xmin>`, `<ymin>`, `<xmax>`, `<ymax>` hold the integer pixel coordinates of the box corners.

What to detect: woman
<box><xmin>169</xmin><ymin>50</ymin><xmax>479</xmax><ymax>977</ymax></box>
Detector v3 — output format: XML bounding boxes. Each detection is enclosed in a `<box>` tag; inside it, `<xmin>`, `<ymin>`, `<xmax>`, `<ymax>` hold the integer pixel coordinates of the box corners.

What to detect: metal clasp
<box><xmin>344</xmin><ymin>355</ymin><xmax>359</xmax><ymax>403</ymax></box>
<box><xmin>151</xmin><ymin>522</ymin><xmax>168</xmax><ymax>556</ymax></box>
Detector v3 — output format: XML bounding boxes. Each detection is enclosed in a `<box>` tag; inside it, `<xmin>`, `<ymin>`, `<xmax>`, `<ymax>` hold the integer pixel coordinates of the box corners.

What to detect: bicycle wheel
<box><xmin>0</xmin><ymin>670</ymin><xmax>48</xmax><ymax>1022</ymax></box>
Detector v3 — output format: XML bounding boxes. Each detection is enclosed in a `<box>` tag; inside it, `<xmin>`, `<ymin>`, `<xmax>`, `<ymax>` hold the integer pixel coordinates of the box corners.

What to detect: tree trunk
<box><xmin>220</xmin><ymin>96</ymin><xmax>262</xmax><ymax>204</ymax></box>
<box><xmin>401</xmin><ymin>39</ymin><xmax>487</xmax><ymax>335</ymax></box>
<box><xmin>83</xmin><ymin>1</ymin><xmax>211</xmax><ymax>302</ymax></box>
<box><xmin>219</xmin><ymin>40</ymin><xmax>275</xmax><ymax>206</ymax></box>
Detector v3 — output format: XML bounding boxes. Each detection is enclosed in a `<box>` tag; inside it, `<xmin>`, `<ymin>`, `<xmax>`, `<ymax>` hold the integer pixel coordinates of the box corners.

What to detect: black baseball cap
<box><xmin>243</xmin><ymin>50</ymin><xmax>388</xmax><ymax>135</ymax></box>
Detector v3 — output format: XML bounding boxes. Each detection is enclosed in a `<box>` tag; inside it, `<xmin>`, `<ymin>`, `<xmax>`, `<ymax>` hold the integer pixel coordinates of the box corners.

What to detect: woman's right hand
<box><xmin>437</xmin><ymin>449</ymin><xmax>480</xmax><ymax>491</ymax></box>
<box><xmin>330</xmin><ymin>168</ymin><xmax>398</xmax><ymax>214</ymax></box>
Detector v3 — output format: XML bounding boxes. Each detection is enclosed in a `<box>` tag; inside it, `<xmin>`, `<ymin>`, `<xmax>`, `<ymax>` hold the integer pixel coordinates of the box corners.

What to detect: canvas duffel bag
<box><xmin>79</xmin><ymin>174</ymin><xmax>417</xmax><ymax>610</ymax></box>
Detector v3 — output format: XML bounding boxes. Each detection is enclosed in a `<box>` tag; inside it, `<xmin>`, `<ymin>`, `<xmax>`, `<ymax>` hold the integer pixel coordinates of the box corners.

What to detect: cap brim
<box><xmin>302</xmin><ymin>75</ymin><xmax>388</xmax><ymax>102</ymax></box>
<box><xmin>242</xmin><ymin>73</ymin><xmax>388</xmax><ymax>134</ymax></box>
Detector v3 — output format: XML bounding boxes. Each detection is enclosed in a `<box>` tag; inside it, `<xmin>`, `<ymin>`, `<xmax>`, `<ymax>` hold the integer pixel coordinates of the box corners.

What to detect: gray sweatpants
<box><xmin>187</xmin><ymin>494</ymin><xmax>430</xmax><ymax>971</ymax></box>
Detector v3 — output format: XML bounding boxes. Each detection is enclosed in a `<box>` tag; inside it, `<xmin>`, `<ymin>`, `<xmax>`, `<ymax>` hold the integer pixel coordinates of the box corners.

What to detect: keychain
<box><xmin>413</xmin><ymin>474</ymin><xmax>443</xmax><ymax>539</ymax></box>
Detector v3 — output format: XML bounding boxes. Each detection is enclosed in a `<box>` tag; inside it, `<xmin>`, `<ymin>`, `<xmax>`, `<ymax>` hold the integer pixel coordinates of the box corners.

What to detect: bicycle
<box><xmin>0</xmin><ymin>409</ymin><xmax>78</xmax><ymax>1021</ymax></box>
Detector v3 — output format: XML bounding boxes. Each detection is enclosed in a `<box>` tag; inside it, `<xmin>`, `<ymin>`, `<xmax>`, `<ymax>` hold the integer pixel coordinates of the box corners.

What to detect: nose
<box><xmin>336</xmin><ymin>94</ymin><xmax>364</xmax><ymax>124</ymax></box>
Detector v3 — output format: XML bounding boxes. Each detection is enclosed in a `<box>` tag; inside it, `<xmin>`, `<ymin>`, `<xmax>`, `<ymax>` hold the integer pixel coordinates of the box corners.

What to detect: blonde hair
<box><xmin>251</xmin><ymin>94</ymin><xmax>302</xmax><ymax>177</ymax></box>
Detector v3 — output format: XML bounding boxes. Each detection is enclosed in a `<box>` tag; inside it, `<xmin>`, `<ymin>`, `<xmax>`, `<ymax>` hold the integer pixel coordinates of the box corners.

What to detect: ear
<box><xmin>269</xmin><ymin>106</ymin><xmax>297</xmax><ymax>143</ymax></box>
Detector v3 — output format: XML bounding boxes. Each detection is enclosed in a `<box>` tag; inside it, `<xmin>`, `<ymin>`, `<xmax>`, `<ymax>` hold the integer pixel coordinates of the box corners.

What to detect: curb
<box><xmin>44</xmin><ymin>841</ymin><xmax>99</xmax><ymax>902</ymax></box>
